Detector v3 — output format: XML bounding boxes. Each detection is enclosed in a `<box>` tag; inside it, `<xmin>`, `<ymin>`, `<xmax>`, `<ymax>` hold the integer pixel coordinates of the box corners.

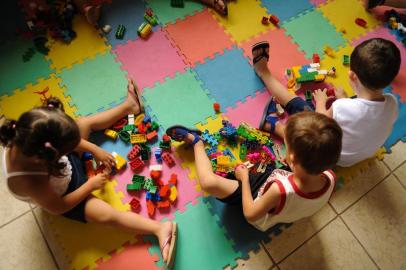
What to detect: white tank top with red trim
<box><xmin>250</xmin><ymin>169</ymin><xmax>336</xmax><ymax>232</ymax></box>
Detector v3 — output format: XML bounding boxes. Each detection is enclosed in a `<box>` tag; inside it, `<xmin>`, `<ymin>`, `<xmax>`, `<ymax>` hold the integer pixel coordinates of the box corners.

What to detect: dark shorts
<box><xmin>61</xmin><ymin>153</ymin><xmax>88</xmax><ymax>223</ymax></box>
<box><xmin>217</xmin><ymin>172</ymin><xmax>272</xmax><ymax>205</ymax></box>
<box><xmin>285</xmin><ymin>96</ymin><xmax>314</xmax><ymax>115</ymax></box>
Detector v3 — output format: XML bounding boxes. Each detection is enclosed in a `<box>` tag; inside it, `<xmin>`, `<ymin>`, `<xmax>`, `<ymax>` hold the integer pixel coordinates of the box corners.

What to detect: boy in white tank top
<box><xmin>166</xmin><ymin>111</ymin><xmax>342</xmax><ymax>231</ymax></box>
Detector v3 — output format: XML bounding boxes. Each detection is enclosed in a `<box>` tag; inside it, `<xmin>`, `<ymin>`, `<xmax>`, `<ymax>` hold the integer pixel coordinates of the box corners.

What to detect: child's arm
<box><xmin>313</xmin><ymin>89</ymin><xmax>333</xmax><ymax>118</ymax></box>
<box><xmin>236</xmin><ymin>166</ymin><xmax>280</xmax><ymax>222</ymax></box>
<box><xmin>29</xmin><ymin>172</ymin><xmax>108</xmax><ymax>215</ymax></box>
<box><xmin>76</xmin><ymin>138</ymin><xmax>116</xmax><ymax>169</ymax></box>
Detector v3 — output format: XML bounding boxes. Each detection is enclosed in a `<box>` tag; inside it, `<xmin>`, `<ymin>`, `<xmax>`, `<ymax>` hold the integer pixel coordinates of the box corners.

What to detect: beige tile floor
<box><xmin>1</xmin><ymin>142</ymin><xmax>405</xmax><ymax>270</ymax></box>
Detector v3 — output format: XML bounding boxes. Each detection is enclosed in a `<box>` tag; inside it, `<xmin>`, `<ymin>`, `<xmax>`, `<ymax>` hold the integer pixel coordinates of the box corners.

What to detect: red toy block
<box><xmin>127</xmin><ymin>145</ymin><xmax>141</xmax><ymax>160</ymax></box>
<box><xmin>312</xmin><ymin>53</ymin><xmax>320</xmax><ymax>63</ymax></box>
<box><xmin>269</xmin><ymin>14</ymin><xmax>279</xmax><ymax>25</ymax></box>
<box><xmin>112</xmin><ymin>118</ymin><xmax>128</xmax><ymax>130</ymax></box>
<box><xmin>261</xmin><ymin>16</ymin><xmax>269</xmax><ymax>25</ymax></box>
<box><xmin>138</xmin><ymin>123</ymin><xmax>147</xmax><ymax>134</ymax></box>
<box><xmin>146</xmin><ymin>130</ymin><xmax>158</xmax><ymax>141</ymax></box>
<box><xmin>147</xmin><ymin>200</ymin><xmax>155</xmax><ymax>217</ymax></box>
<box><xmin>130</xmin><ymin>198</ymin><xmax>141</xmax><ymax>212</ymax></box>
<box><xmin>162</xmin><ymin>134</ymin><xmax>171</xmax><ymax>143</ymax></box>
<box><xmin>146</xmin><ymin>8</ymin><xmax>153</xmax><ymax>17</ymax></box>
<box><xmin>161</xmin><ymin>152</ymin><xmax>175</xmax><ymax>167</ymax></box>
<box><xmin>355</xmin><ymin>18</ymin><xmax>367</xmax><ymax>28</ymax></box>
<box><xmin>159</xmin><ymin>184</ymin><xmax>171</xmax><ymax>198</ymax></box>
<box><xmin>129</xmin><ymin>157</ymin><xmax>144</xmax><ymax>171</ymax></box>
<box><xmin>146</xmin><ymin>122</ymin><xmax>152</xmax><ymax>129</ymax></box>
<box><xmin>213</xmin><ymin>102</ymin><xmax>221</xmax><ymax>113</ymax></box>
<box><xmin>326</xmin><ymin>88</ymin><xmax>335</xmax><ymax>97</ymax></box>
<box><xmin>150</xmin><ymin>170</ymin><xmax>162</xmax><ymax>181</ymax></box>
<box><xmin>169</xmin><ymin>173</ymin><xmax>178</xmax><ymax>186</ymax></box>
<box><xmin>157</xmin><ymin>200</ymin><xmax>171</xmax><ymax>209</ymax></box>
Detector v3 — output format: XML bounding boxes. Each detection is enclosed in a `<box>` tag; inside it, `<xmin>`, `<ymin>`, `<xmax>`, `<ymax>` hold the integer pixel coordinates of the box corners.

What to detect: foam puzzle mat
<box><xmin>1</xmin><ymin>0</ymin><xmax>405</xmax><ymax>269</ymax></box>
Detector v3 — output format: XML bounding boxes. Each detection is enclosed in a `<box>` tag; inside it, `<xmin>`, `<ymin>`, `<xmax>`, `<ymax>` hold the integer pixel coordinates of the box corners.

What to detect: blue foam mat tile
<box><xmin>383</xmin><ymin>87</ymin><xmax>406</xmax><ymax>151</ymax></box>
<box><xmin>203</xmin><ymin>196</ymin><xmax>292</xmax><ymax>259</ymax></box>
<box><xmin>194</xmin><ymin>47</ymin><xmax>265</xmax><ymax>110</ymax></box>
<box><xmin>259</xmin><ymin>0</ymin><xmax>314</xmax><ymax>22</ymax></box>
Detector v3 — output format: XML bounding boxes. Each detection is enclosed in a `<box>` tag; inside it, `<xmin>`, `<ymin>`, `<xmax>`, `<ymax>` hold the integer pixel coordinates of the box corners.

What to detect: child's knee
<box><xmin>93</xmin><ymin>210</ymin><xmax>117</xmax><ymax>225</ymax></box>
<box><xmin>198</xmin><ymin>175</ymin><xmax>218</xmax><ymax>191</ymax></box>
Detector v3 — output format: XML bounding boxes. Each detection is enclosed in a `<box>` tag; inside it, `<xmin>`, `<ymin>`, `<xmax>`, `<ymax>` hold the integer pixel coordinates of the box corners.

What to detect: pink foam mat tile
<box><xmin>164</xmin><ymin>9</ymin><xmax>234</xmax><ymax>66</ymax></box>
<box><xmin>113</xmin><ymin>28</ymin><xmax>188</xmax><ymax>91</ymax></box>
<box><xmin>310</xmin><ymin>0</ymin><xmax>327</xmax><ymax>6</ymax></box>
<box><xmin>239</xmin><ymin>28</ymin><xmax>311</xmax><ymax>82</ymax></box>
<box><xmin>351</xmin><ymin>26</ymin><xmax>406</xmax><ymax>69</ymax></box>
<box><xmin>114</xmin><ymin>147</ymin><xmax>203</xmax><ymax>220</ymax></box>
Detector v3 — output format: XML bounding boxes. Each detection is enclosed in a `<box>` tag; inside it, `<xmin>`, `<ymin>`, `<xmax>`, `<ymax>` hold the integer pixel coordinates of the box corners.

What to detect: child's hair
<box><xmin>350</xmin><ymin>38</ymin><xmax>401</xmax><ymax>90</ymax></box>
<box><xmin>285</xmin><ymin>112</ymin><xmax>342</xmax><ymax>175</ymax></box>
<box><xmin>0</xmin><ymin>97</ymin><xmax>81</xmax><ymax>176</ymax></box>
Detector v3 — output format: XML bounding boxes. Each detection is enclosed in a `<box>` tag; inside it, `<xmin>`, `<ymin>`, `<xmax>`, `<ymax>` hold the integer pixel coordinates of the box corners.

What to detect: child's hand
<box><xmin>88</xmin><ymin>171</ymin><xmax>109</xmax><ymax>190</ymax></box>
<box><xmin>313</xmin><ymin>88</ymin><xmax>328</xmax><ymax>104</ymax></box>
<box><xmin>93</xmin><ymin>147</ymin><xmax>116</xmax><ymax>170</ymax></box>
<box><xmin>235</xmin><ymin>164</ymin><xmax>249</xmax><ymax>182</ymax></box>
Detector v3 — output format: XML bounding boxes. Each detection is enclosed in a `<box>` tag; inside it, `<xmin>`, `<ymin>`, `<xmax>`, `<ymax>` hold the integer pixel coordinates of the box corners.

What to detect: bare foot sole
<box><xmin>201</xmin><ymin>0</ymin><xmax>228</xmax><ymax>15</ymax></box>
<box><xmin>157</xmin><ymin>221</ymin><xmax>177</xmax><ymax>267</ymax></box>
<box><xmin>126</xmin><ymin>78</ymin><xmax>144</xmax><ymax>114</ymax></box>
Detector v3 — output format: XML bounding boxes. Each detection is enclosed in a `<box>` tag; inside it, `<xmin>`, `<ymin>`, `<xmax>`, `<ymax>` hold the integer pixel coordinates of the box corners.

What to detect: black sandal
<box><xmin>252</xmin><ymin>41</ymin><xmax>270</xmax><ymax>65</ymax></box>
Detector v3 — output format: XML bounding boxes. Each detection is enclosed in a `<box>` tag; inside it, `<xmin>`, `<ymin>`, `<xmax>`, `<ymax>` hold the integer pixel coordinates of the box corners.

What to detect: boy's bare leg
<box><xmin>361</xmin><ymin>0</ymin><xmax>406</xmax><ymax>8</ymax></box>
<box><xmin>184</xmin><ymin>134</ymin><xmax>239</xmax><ymax>199</ymax></box>
<box><xmin>85</xmin><ymin>197</ymin><xmax>175</xmax><ymax>263</ymax></box>
<box><xmin>76</xmin><ymin>78</ymin><xmax>141</xmax><ymax>139</ymax></box>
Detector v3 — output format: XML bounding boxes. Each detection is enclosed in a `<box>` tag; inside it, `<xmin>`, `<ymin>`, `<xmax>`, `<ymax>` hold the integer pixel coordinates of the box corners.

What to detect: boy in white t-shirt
<box><xmin>253</xmin><ymin>38</ymin><xmax>400</xmax><ymax>167</ymax></box>
<box><xmin>166</xmin><ymin>112</ymin><xmax>342</xmax><ymax>231</ymax></box>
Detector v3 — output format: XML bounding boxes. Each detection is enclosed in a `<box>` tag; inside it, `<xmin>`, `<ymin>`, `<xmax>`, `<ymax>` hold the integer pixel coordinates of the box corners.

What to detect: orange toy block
<box><xmin>147</xmin><ymin>200</ymin><xmax>155</xmax><ymax>217</ymax></box>
<box><xmin>159</xmin><ymin>185</ymin><xmax>170</xmax><ymax>198</ymax></box>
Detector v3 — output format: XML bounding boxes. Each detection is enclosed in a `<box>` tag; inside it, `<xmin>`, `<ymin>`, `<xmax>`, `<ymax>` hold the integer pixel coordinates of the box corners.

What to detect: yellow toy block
<box><xmin>104</xmin><ymin>129</ymin><xmax>118</xmax><ymax>140</ymax></box>
<box><xmin>216</xmin><ymin>165</ymin><xmax>228</xmax><ymax>173</ymax></box>
<box><xmin>291</xmin><ymin>66</ymin><xmax>301</xmax><ymax>78</ymax></box>
<box><xmin>169</xmin><ymin>186</ymin><xmax>178</xmax><ymax>203</ymax></box>
<box><xmin>130</xmin><ymin>134</ymin><xmax>147</xmax><ymax>144</ymax></box>
<box><xmin>315</xmin><ymin>74</ymin><xmax>326</xmax><ymax>81</ymax></box>
<box><xmin>217</xmin><ymin>155</ymin><xmax>231</xmax><ymax>166</ymax></box>
<box><xmin>134</xmin><ymin>113</ymin><xmax>145</xmax><ymax>126</ymax></box>
<box><xmin>324</xmin><ymin>46</ymin><xmax>335</xmax><ymax>57</ymax></box>
<box><xmin>112</xmin><ymin>152</ymin><xmax>127</xmax><ymax>171</ymax></box>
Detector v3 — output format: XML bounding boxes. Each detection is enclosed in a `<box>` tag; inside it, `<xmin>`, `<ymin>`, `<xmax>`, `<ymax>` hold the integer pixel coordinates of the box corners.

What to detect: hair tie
<box><xmin>48</xmin><ymin>104</ymin><xmax>54</xmax><ymax>108</ymax></box>
<box><xmin>44</xmin><ymin>142</ymin><xmax>52</xmax><ymax>148</ymax></box>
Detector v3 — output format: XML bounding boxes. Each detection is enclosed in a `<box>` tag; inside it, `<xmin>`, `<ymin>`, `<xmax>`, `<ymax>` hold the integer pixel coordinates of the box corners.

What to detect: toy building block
<box><xmin>157</xmin><ymin>200</ymin><xmax>171</xmax><ymax>209</ymax></box>
<box><xmin>112</xmin><ymin>118</ymin><xmax>128</xmax><ymax>130</ymax></box>
<box><xmin>127</xmin><ymin>182</ymin><xmax>143</xmax><ymax>191</ymax></box>
<box><xmin>130</xmin><ymin>198</ymin><xmax>141</xmax><ymax>212</ymax></box>
<box><xmin>147</xmin><ymin>200</ymin><xmax>156</xmax><ymax>217</ymax></box>
<box><xmin>169</xmin><ymin>186</ymin><xmax>178</xmax><ymax>203</ymax></box>
<box><xmin>102</xmin><ymin>25</ymin><xmax>112</xmax><ymax>34</ymax></box>
<box><xmin>243</xmin><ymin>161</ymin><xmax>254</xmax><ymax>169</ymax></box>
<box><xmin>162</xmin><ymin>152</ymin><xmax>175</xmax><ymax>167</ymax></box>
<box><xmin>261</xmin><ymin>16</ymin><xmax>269</xmax><ymax>25</ymax></box>
<box><xmin>324</xmin><ymin>46</ymin><xmax>335</xmax><ymax>57</ymax></box>
<box><xmin>217</xmin><ymin>155</ymin><xmax>231</xmax><ymax>166</ymax></box>
<box><xmin>150</xmin><ymin>164</ymin><xmax>163</xmax><ymax>171</ymax></box>
<box><xmin>144</xmin><ymin>13</ymin><xmax>158</xmax><ymax>26</ymax></box>
<box><xmin>269</xmin><ymin>14</ymin><xmax>279</xmax><ymax>25</ymax></box>
<box><xmin>112</xmin><ymin>152</ymin><xmax>127</xmax><ymax>171</ymax></box>
<box><xmin>150</xmin><ymin>170</ymin><xmax>162</xmax><ymax>181</ymax></box>
<box><xmin>132</xmin><ymin>174</ymin><xmax>145</xmax><ymax>183</ymax></box>
<box><xmin>127</xmin><ymin>145</ymin><xmax>141</xmax><ymax>160</ymax></box>
<box><xmin>154</xmin><ymin>148</ymin><xmax>162</xmax><ymax>162</ymax></box>
<box><xmin>134</xmin><ymin>114</ymin><xmax>145</xmax><ymax>125</ymax></box>
<box><xmin>137</xmin><ymin>123</ymin><xmax>147</xmax><ymax>134</ymax></box>
<box><xmin>162</xmin><ymin>134</ymin><xmax>171</xmax><ymax>143</ymax></box>
<box><xmin>159</xmin><ymin>184</ymin><xmax>171</xmax><ymax>198</ymax></box>
<box><xmin>84</xmin><ymin>159</ymin><xmax>96</xmax><ymax>178</ymax></box>
<box><xmin>118</xmin><ymin>130</ymin><xmax>131</xmax><ymax>143</ymax></box>
<box><xmin>213</xmin><ymin>102</ymin><xmax>221</xmax><ymax>113</ymax></box>
<box><xmin>144</xmin><ymin>178</ymin><xmax>155</xmax><ymax>190</ymax></box>
<box><xmin>239</xmin><ymin>144</ymin><xmax>247</xmax><ymax>160</ymax></box>
<box><xmin>129</xmin><ymin>157</ymin><xmax>144</xmax><ymax>171</ymax></box>
<box><xmin>137</xmin><ymin>22</ymin><xmax>152</xmax><ymax>39</ymax></box>
<box><xmin>312</xmin><ymin>53</ymin><xmax>320</xmax><ymax>63</ymax></box>
<box><xmin>115</xmin><ymin>24</ymin><xmax>126</xmax><ymax>39</ymax></box>
<box><xmin>128</xmin><ymin>114</ymin><xmax>135</xmax><ymax>125</ymax></box>
<box><xmin>140</xmin><ymin>146</ymin><xmax>151</xmax><ymax>161</ymax></box>
<box><xmin>169</xmin><ymin>173</ymin><xmax>178</xmax><ymax>186</ymax></box>
<box><xmin>342</xmin><ymin>55</ymin><xmax>350</xmax><ymax>66</ymax></box>
<box><xmin>171</xmin><ymin>0</ymin><xmax>184</xmax><ymax>7</ymax></box>
<box><xmin>123</xmin><ymin>124</ymin><xmax>135</xmax><ymax>132</ymax></box>
<box><xmin>222</xmin><ymin>148</ymin><xmax>235</xmax><ymax>161</ymax></box>
<box><xmin>355</xmin><ymin>18</ymin><xmax>367</xmax><ymax>28</ymax></box>
<box><xmin>147</xmin><ymin>130</ymin><xmax>158</xmax><ymax>142</ymax></box>
<box><xmin>326</xmin><ymin>88</ymin><xmax>335</xmax><ymax>97</ymax></box>
<box><xmin>104</xmin><ymin>129</ymin><xmax>118</xmax><ymax>140</ymax></box>
<box><xmin>146</xmin><ymin>8</ymin><xmax>153</xmax><ymax>17</ymax></box>
<box><xmin>159</xmin><ymin>141</ymin><xmax>171</xmax><ymax>151</ymax></box>
<box><xmin>131</xmin><ymin>134</ymin><xmax>147</xmax><ymax>144</ymax></box>
<box><xmin>149</xmin><ymin>185</ymin><xmax>158</xmax><ymax>194</ymax></box>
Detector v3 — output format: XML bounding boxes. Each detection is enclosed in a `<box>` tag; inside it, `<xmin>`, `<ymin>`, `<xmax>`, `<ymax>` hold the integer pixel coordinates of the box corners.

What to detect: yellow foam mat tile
<box><xmin>46</xmin><ymin>15</ymin><xmax>109</xmax><ymax>72</ymax></box>
<box><xmin>0</xmin><ymin>74</ymin><xmax>77</xmax><ymax>120</ymax></box>
<box><xmin>44</xmin><ymin>180</ymin><xmax>135</xmax><ymax>270</ymax></box>
<box><xmin>209</xmin><ymin>0</ymin><xmax>273</xmax><ymax>44</ymax></box>
<box><xmin>334</xmin><ymin>157</ymin><xmax>376</xmax><ymax>183</ymax></box>
<box><xmin>320</xmin><ymin>44</ymin><xmax>355</xmax><ymax>97</ymax></box>
<box><xmin>318</xmin><ymin>0</ymin><xmax>381</xmax><ymax>42</ymax></box>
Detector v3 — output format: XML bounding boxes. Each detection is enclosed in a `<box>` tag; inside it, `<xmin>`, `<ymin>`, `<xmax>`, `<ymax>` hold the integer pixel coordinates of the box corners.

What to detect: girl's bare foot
<box><xmin>200</xmin><ymin>0</ymin><xmax>228</xmax><ymax>16</ymax></box>
<box><xmin>156</xmin><ymin>221</ymin><xmax>174</xmax><ymax>263</ymax></box>
<box><xmin>124</xmin><ymin>78</ymin><xmax>143</xmax><ymax>115</ymax></box>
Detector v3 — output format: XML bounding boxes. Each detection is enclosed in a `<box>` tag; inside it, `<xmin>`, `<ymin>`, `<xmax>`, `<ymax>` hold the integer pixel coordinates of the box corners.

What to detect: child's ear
<box><xmin>348</xmin><ymin>70</ymin><xmax>358</xmax><ymax>82</ymax></box>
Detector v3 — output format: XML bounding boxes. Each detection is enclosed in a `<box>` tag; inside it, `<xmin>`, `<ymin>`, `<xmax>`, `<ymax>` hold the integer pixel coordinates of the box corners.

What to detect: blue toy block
<box><xmin>222</xmin><ymin>148</ymin><xmax>236</xmax><ymax>161</ymax></box>
<box><xmin>143</xmin><ymin>115</ymin><xmax>151</xmax><ymax>123</ymax></box>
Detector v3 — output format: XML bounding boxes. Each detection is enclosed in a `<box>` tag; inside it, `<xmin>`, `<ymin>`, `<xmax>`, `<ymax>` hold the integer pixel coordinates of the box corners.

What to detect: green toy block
<box><xmin>144</xmin><ymin>178</ymin><xmax>155</xmax><ymax>190</ymax></box>
<box><xmin>343</xmin><ymin>55</ymin><xmax>350</xmax><ymax>65</ymax></box>
<box><xmin>151</xmin><ymin>121</ymin><xmax>160</xmax><ymax>131</ymax></box>
<box><xmin>144</xmin><ymin>14</ymin><xmax>158</xmax><ymax>26</ymax></box>
<box><xmin>239</xmin><ymin>144</ymin><xmax>247</xmax><ymax>160</ymax></box>
<box><xmin>159</xmin><ymin>141</ymin><xmax>171</xmax><ymax>151</ymax></box>
<box><xmin>118</xmin><ymin>130</ymin><xmax>131</xmax><ymax>142</ymax></box>
<box><xmin>171</xmin><ymin>0</ymin><xmax>184</xmax><ymax>8</ymax></box>
<box><xmin>115</xmin><ymin>24</ymin><xmax>126</xmax><ymax>39</ymax></box>
<box><xmin>123</xmin><ymin>124</ymin><xmax>135</xmax><ymax>132</ymax></box>
<box><xmin>127</xmin><ymin>182</ymin><xmax>143</xmax><ymax>191</ymax></box>
<box><xmin>149</xmin><ymin>185</ymin><xmax>158</xmax><ymax>194</ymax></box>
<box><xmin>132</xmin><ymin>174</ymin><xmax>145</xmax><ymax>184</ymax></box>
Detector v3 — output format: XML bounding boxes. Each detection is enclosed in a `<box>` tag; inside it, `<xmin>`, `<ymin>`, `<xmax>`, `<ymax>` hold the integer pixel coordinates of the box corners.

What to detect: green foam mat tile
<box><xmin>145</xmin><ymin>198</ymin><xmax>241</xmax><ymax>269</ymax></box>
<box><xmin>282</xmin><ymin>9</ymin><xmax>347</xmax><ymax>59</ymax></box>
<box><xmin>145</xmin><ymin>0</ymin><xmax>204</xmax><ymax>25</ymax></box>
<box><xmin>142</xmin><ymin>69</ymin><xmax>216</xmax><ymax>130</ymax></box>
<box><xmin>0</xmin><ymin>38</ymin><xmax>53</xmax><ymax>97</ymax></box>
<box><xmin>58</xmin><ymin>51</ymin><xmax>128</xmax><ymax>116</ymax></box>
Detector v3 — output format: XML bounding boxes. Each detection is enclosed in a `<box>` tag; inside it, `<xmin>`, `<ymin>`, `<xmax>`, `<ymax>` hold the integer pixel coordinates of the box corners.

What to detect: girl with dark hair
<box><xmin>0</xmin><ymin>79</ymin><xmax>177</xmax><ymax>268</ymax></box>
